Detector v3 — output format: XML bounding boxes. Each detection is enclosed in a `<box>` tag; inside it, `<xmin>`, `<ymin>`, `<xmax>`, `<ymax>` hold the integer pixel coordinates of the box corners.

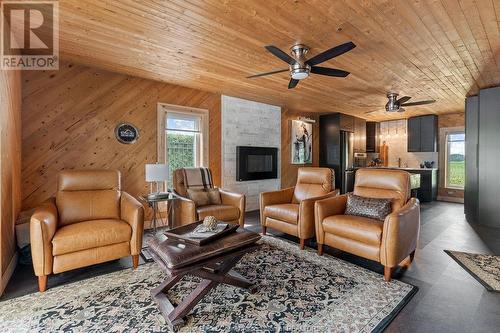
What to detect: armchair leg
<box><xmin>384</xmin><ymin>266</ymin><xmax>393</xmax><ymax>282</ymax></box>
<box><xmin>262</xmin><ymin>226</ymin><xmax>267</xmax><ymax>235</ymax></box>
<box><xmin>409</xmin><ymin>250</ymin><xmax>416</xmax><ymax>262</ymax></box>
<box><xmin>299</xmin><ymin>238</ymin><xmax>305</xmax><ymax>250</ymax></box>
<box><xmin>132</xmin><ymin>255</ymin><xmax>139</xmax><ymax>269</ymax></box>
<box><xmin>318</xmin><ymin>244</ymin><xmax>324</xmax><ymax>256</ymax></box>
<box><xmin>403</xmin><ymin>250</ymin><xmax>417</xmax><ymax>268</ymax></box>
<box><xmin>38</xmin><ymin>275</ymin><xmax>48</xmax><ymax>292</ymax></box>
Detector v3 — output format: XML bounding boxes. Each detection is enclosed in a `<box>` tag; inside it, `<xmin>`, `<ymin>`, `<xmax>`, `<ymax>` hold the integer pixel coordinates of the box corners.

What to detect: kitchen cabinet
<box><xmin>413</xmin><ymin>169</ymin><xmax>438</xmax><ymax>202</ymax></box>
<box><xmin>353</xmin><ymin>117</ymin><xmax>366</xmax><ymax>153</ymax></box>
<box><xmin>465</xmin><ymin>95</ymin><xmax>478</xmax><ymax>224</ymax></box>
<box><xmin>319</xmin><ymin>113</ymin><xmax>341</xmax><ymax>189</ymax></box>
<box><xmin>465</xmin><ymin>87</ymin><xmax>500</xmax><ymax>228</ymax></box>
<box><xmin>366</xmin><ymin>122</ymin><xmax>380</xmax><ymax>152</ymax></box>
<box><xmin>339</xmin><ymin>114</ymin><xmax>354</xmax><ymax>132</ymax></box>
<box><xmin>407</xmin><ymin>115</ymin><xmax>437</xmax><ymax>152</ymax></box>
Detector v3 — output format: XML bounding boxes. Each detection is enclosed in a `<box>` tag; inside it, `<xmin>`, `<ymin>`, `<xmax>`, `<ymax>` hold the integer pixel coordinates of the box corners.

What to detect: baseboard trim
<box><xmin>0</xmin><ymin>252</ymin><xmax>18</xmax><ymax>296</ymax></box>
<box><xmin>437</xmin><ymin>196</ymin><xmax>464</xmax><ymax>203</ymax></box>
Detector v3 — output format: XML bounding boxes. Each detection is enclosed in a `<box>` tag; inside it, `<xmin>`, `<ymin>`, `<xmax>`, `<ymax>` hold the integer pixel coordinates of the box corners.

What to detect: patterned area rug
<box><xmin>0</xmin><ymin>237</ymin><xmax>417</xmax><ymax>332</ymax></box>
<box><xmin>445</xmin><ymin>250</ymin><xmax>500</xmax><ymax>291</ymax></box>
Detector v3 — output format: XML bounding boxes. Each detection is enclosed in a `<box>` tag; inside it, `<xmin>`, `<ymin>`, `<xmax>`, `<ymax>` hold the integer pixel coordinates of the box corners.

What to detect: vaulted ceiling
<box><xmin>53</xmin><ymin>1</ymin><xmax>500</xmax><ymax>119</ymax></box>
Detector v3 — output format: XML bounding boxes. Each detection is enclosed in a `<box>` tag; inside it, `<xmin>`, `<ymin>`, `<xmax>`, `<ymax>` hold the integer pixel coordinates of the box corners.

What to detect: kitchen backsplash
<box><xmin>377</xmin><ymin>120</ymin><xmax>438</xmax><ymax>168</ymax></box>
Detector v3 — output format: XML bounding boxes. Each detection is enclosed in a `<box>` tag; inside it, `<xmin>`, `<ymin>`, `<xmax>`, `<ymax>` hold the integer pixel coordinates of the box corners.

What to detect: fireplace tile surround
<box><xmin>221</xmin><ymin>95</ymin><xmax>281</xmax><ymax>211</ymax></box>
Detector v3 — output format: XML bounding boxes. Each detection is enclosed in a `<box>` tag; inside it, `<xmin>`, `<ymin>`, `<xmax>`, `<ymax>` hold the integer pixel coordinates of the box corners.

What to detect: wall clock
<box><xmin>115</xmin><ymin>123</ymin><xmax>139</xmax><ymax>144</ymax></box>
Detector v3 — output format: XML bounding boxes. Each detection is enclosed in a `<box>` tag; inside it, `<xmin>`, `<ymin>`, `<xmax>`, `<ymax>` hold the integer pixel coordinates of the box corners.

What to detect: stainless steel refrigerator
<box><xmin>340</xmin><ymin>131</ymin><xmax>355</xmax><ymax>194</ymax></box>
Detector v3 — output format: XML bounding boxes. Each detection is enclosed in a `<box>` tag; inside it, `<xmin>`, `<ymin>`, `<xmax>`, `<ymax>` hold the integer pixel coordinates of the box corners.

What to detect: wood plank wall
<box><xmin>438</xmin><ymin>112</ymin><xmax>465</xmax><ymax>201</ymax></box>
<box><xmin>22</xmin><ymin>62</ymin><xmax>221</xmax><ymax>210</ymax></box>
<box><xmin>0</xmin><ymin>69</ymin><xmax>22</xmax><ymax>295</ymax></box>
<box><xmin>281</xmin><ymin>108</ymin><xmax>320</xmax><ymax>188</ymax></box>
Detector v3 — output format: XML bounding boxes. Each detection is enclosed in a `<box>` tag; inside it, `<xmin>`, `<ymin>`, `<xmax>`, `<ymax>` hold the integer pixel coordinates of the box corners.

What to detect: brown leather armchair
<box><xmin>172</xmin><ymin>168</ymin><xmax>245</xmax><ymax>227</ymax></box>
<box><xmin>260</xmin><ymin>167</ymin><xmax>336</xmax><ymax>249</ymax></box>
<box><xmin>30</xmin><ymin>170</ymin><xmax>144</xmax><ymax>292</ymax></box>
<box><xmin>315</xmin><ymin>168</ymin><xmax>420</xmax><ymax>281</ymax></box>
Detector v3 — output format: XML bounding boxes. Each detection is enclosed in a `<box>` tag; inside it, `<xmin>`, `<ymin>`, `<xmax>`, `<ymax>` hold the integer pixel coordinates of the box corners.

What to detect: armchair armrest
<box><xmin>298</xmin><ymin>191</ymin><xmax>338</xmax><ymax>239</ymax></box>
<box><xmin>172</xmin><ymin>195</ymin><xmax>197</xmax><ymax>227</ymax></box>
<box><xmin>259</xmin><ymin>187</ymin><xmax>295</xmax><ymax>226</ymax></box>
<box><xmin>120</xmin><ymin>192</ymin><xmax>145</xmax><ymax>256</ymax></box>
<box><xmin>30</xmin><ymin>198</ymin><xmax>58</xmax><ymax>276</ymax></box>
<box><xmin>381</xmin><ymin>198</ymin><xmax>420</xmax><ymax>267</ymax></box>
<box><xmin>220</xmin><ymin>189</ymin><xmax>246</xmax><ymax>227</ymax></box>
<box><xmin>314</xmin><ymin>194</ymin><xmax>348</xmax><ymax>244</ymax></box>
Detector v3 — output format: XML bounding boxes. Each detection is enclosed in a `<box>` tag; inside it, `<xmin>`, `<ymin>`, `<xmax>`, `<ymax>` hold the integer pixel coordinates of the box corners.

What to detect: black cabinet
<box><xmin>407</xmin><ymin>117</ymin><xmax>421</xmax><ymax>152</ymax></box>
<box><xmin>353</xmin><ymin>117</ymin><xmax>366</xmax><ymax>153</ymax></box>
<box><xmin>465</xmin><ymin>95</ymin><xmax>479</xmax><ymax>224</ymax></box>
<box><xmin>413</xmin><ymin>169</ymin><xmax>438</xmax><ymax>202</ymax></box>
<box><xmin>319</xmin><ymin>114</ymin><xmax>341</xmax><ymax>189</ymax></box>
<box><xmin>366</xmin><ymin>122</ymin><xmax>379</xmax><ymax>152</ymax></box>
<box><xmin>339</xmin><ymin>114</ymin><xmax>354</xmax><ymax>132</ymax></box>
<box><xmin>407</xmin><ymin>115</ymin><xmax>437</xmax><ymax>152</ymax></box>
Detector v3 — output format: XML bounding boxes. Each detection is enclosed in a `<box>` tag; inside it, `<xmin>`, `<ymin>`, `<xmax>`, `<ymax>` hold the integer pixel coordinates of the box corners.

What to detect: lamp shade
<box><xmin>145</xmin><ymin>164</ymin><xmax>169</xmax><ymax>182</ymax></box>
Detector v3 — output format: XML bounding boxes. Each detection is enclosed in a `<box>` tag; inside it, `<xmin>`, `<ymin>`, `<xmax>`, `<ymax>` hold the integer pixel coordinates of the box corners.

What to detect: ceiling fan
<box><xmin>247</xmin><ymin>41</ymin><xmax>356</xmax><ymax>89</ymax></box>
<box><xmin>365</xmin><ymin>92</ymin><xmax>436</xmax><ymax>114</ymax></box>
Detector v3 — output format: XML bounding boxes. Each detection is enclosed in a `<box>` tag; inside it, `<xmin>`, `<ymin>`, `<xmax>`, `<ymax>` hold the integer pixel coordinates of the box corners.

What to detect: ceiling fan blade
<box><xmin>246</xmin><ymin>69</ymin><xmax>289</xmax><ymax>79</ymax></box>
<box><xmin>305</xmin><ymin>41</ymin><xmax>356</xmax><ymax>66</ymax></box>
<box><xmin>396</xmin><ymin>96</ymin><xmax>412</xmax><ymax>104</ymax></box>
<box><xmin>288</xmin><ymin>78</ymin><xmax>299</xmax><ymax>89</ymax></box>
<box><xmin>265</xmin><ymin>45</ymin><xmax>297</xmax><ymax>65</ymax></box>
<box><xmin>310</xmin><ymin>66</ymin><xmax>350</xmax><ymax>77</ymax></box>
<box><xmin>401</xmin><ymin>100</ymin><xmax>436</xmax><ymax>107</ymax></box>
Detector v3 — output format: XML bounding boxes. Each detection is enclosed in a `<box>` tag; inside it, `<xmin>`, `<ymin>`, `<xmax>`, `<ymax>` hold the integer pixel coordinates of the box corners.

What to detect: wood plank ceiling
<box><xmin>51</xmin><ymin>0</ymin><xmax>500</xmax><ymax>120</ymax></box>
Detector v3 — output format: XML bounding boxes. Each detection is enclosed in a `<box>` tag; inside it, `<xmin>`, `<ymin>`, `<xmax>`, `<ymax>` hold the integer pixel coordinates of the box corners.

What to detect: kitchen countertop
<box><xmin>363</xmin><ymin>166</ymin><xmax>438</xmax><ymax>171</ymax></box>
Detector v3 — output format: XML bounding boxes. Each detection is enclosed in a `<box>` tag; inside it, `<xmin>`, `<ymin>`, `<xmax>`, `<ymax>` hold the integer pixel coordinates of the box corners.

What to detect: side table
<box><xmin>139</xmin><ymin>192</ymin><xmax>178</xmax><ymax>262</ymax></box>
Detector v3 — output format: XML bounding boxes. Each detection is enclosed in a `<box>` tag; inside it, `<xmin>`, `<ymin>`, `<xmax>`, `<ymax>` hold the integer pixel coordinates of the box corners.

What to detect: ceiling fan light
<box><xmin>291</xmin><ymin>71</ymin><xmax>309</xmax><ymax>80</ymax></box>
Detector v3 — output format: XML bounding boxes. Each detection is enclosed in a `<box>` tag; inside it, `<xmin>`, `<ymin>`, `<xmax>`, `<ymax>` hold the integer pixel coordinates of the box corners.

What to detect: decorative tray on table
<box><xmin>164</xmin><ymin>221</ymin><xmax>239</xmax><ymax>246</ymax></box>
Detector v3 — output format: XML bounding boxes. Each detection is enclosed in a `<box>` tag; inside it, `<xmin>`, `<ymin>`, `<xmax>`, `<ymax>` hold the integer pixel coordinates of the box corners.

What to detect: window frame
<box><xmin>157</xmin><ymin>103</ymin><xmax>209</xmax><ymax>190</ymax></box>
<box><xmin>444</xmin><ymin>129</ymin><xmax>465</xmax><ymax>190</ymax></box>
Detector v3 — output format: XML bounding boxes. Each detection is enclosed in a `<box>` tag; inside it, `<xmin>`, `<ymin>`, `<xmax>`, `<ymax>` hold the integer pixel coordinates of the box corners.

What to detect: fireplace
<box><xmin>236</xmin><ymin>146</ymin><xmax>278</xmax><ymax>181</ymax></box>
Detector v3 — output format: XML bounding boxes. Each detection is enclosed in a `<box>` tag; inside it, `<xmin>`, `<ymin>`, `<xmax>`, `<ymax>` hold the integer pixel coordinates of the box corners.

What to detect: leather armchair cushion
<box><xmin>264</xmin><ymin>204</ymin><xmax>299</xmax><ymax>224</ymax></box>
<box><xmin>58</xmin><ymin>169</ymin><xmax>121</xmax><ymax>191</ymax></box>
<box><xmin>292</xmin><ymin>167</ymin><xmax>334</xmax><ymax>203</ymax></box>
<box><xmin>187</xmin><ymin>188</ymin><xmax>222</xmax><ymax>207</ymax></box>
<box><xmin>57</xmin><ymin>190</ymin><xmax>121</xmax><ymax>226</ymax></box>
<box><xmin>197</xmin><ymin>205</ymin><xmax>240</xmax><ymax>221</ymax></box>
<box><xmin>187</xmin><ymin>189</ymin><xmax>211</xmax><ymax>207</ymax></box>
<box><xmin>354</xmin><ymin>169</ymin><xmax>410</xmax><ymax>211</ymax></box>
<box><xmin>52</xmin><ymin>219</ymin><xmax>132</xmax><ymax>255</ymax></box>
<box><xmin>322</xmin><ymin>215</ymin><xmax>384</xmax><ymax>246</ymax></box>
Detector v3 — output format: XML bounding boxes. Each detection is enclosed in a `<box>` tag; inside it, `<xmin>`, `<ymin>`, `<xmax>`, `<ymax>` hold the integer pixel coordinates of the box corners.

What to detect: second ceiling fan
<box><xmin>247</xmin><ymin>41</ymin><xmax>356</xmax><ymax>89</ymax></box>
<box><xmin>365</xmin><ymin>92</ymin><xmax>436</xmax><ymax>114</ymax></box>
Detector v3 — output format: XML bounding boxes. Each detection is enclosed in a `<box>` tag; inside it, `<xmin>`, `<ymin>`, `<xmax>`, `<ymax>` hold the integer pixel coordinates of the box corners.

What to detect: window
<box><xmin>445</xmin><ymin>132</ymin><xmax>465</xmax><ymax>189</ymax></box>
<box><xmin>166</xmin><ymin>113</ymin><xmax>201</xmax><ymax>184</ymax></box>
<box><xmin>157</xmin><ymin>104</ymin><xmax>209</xmax><ymax>190</ymax></box>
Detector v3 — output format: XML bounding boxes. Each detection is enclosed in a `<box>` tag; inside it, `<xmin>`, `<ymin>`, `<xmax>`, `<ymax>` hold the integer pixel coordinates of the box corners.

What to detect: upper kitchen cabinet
<box><xmin>339</xmin><ymin>114</ymin><xmax>354</xmax><ymax>132</ymax></box>
<box><xmin>407</xmin><ymin>115</ymin><xmax>437</xmax><ymax>152</ymax></box>
<box><xmin>353</xmin><ymin>117</ymin><xmax>366</xmax><ymax>153</ymax></box>
<box><xmin>366</xmin><ymin>122</ymin><xmax>380</xmax><ymax>152</ymax></box>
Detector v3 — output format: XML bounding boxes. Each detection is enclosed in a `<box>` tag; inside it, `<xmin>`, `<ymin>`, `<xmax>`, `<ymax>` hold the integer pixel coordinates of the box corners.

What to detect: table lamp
<box><xmin>145</xmin><ymin>163</ymin><xmax>169</xmax><ymax>194</ymax></box>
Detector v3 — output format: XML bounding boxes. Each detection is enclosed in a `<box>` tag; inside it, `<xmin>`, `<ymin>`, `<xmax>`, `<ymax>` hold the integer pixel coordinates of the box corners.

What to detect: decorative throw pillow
<box><xmin>207</xmin><ymin>188</ymin><xmax>222</xmax><ymax>205</ymax></box>
<box><xmin>187</xmin><ymin>189</ymin><xmax>210</xmax><ymax>207</ymax></box>
<box><xmin>344</xmin><ymin>194</ymin><xmax>392</xmax><ymax>221</ymax></box>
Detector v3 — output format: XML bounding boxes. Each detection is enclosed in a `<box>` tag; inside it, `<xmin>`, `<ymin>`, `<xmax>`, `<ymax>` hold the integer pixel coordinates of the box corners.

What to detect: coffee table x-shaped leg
<box><xmin>151</xmin><ymin>244</ymin><xmax>260</xmax><ymax>329</ymax></box>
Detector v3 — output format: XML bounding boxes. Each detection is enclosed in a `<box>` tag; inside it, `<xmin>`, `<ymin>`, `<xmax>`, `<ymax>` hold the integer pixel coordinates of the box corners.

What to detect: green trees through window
<box><xmin>446</xmin><ymin>132</ymin><xmax>465</xmax><ymax>189</ymax></box>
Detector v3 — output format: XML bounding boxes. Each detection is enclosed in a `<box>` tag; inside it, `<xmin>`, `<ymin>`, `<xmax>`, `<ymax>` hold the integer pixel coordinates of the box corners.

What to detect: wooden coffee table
<box><xmin>148</xmin><ymin>227</ymin><xmax>261</xmax><ymax>329</ymax></box>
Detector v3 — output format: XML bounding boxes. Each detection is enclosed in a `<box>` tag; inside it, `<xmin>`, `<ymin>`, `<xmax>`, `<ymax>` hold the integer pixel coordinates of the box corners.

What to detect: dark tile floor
<box><xmin>2</xmin><ymin>201</ymin><xmax>500</xmax><ymax>332</ymax></box>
